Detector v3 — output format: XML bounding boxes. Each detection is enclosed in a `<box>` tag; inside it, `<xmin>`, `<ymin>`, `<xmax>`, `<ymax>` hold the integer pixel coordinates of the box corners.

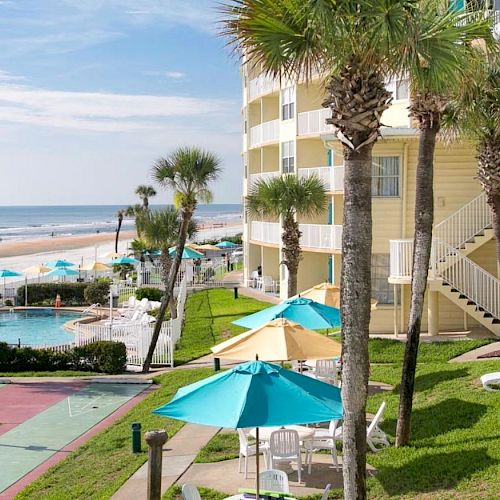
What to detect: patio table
<box><xmin>249</xmin><ymin>425</ymin><xmax>315</xmax><ymax>442</ymax></box>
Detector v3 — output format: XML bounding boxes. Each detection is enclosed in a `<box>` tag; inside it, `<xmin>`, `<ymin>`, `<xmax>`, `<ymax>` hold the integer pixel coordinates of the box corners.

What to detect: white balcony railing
<box><xmin>298</xmin><ymin>108</ymin><xmax>333</xmax><ymax>136</ymax></box>
<box><xmin>249</xmin><ymin>171</ymin><xmax>280</xmax><ymax>189</ymax></box>
<box><xmin>298</xmin><ymin>166</ymin><xmax>344</xmax><ymax>192</ymax></box>
<box><xmin>250</xmin><ymin>221</ymin><xmax>281</xmax><ymax>245</ymax></box>
<box><xmin>299</xmin><ymin>224</ymin><xmax>342</xmax><ymax>250</ymax></box>
<box><xmin>248</xmin><ymin>75</ymin><xmax>280</xmax><ymax>101</ymax></box>
<box><xmin>389</xmin><ymin>239</ymin><xmax>414</xmax><ymax>279</ymax></box>
<box><xmin>249</xmin><ymin>119</ymin><xmax>280</xmax><ymax>148</ymax></box>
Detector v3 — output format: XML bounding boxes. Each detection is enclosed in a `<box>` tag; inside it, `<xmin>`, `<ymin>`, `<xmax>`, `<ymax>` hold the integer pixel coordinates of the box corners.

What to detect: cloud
<box><xmin>0</xmin><ymin>82</ymin><xmax>237</xmax><ymax>132</ymax></box>
<box><xmin>0</xmin><ymin>70</ymin><xmax>25</xmax><ymax>82</ymax></box>
<box><xmin>165</xmin><ymin>71</ymin><xmax>186</xmax><ymax>80</ymax></box>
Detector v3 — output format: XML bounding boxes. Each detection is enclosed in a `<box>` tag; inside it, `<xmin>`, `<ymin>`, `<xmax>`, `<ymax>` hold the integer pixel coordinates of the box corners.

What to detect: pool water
<box><xmin>0</xmin><ymin>309</ymin><xmax>78</xmax><ymax>346</ymax></box>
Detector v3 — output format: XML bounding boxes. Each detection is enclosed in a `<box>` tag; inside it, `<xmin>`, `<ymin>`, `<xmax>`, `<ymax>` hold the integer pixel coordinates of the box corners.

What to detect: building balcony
<box><xmin>298</xmin><ymin>166</ymin><xmax>344</xmax><ymax>192</ymax></box>
<box><xmin>297</xmin><ymin>108</ymin><xmax>333</xmax><ymax>136</ymax></box>
<box><xmin>250</xmin><ymin>221</ymin><xmax>342</xmax><ymax>251</ymax></box>
<box><xmin>249</xmin><ymin>171</ymin><xmax>280</xmax><ymax>189</ymax></box>
<box><xmin>249</xmin><ymin>119</ymin><xmax>280</xmax><ymax>148</ymax></box>
<box><xmin>248</xmin><ymin>75</ymin><xmax>280</xmax><ymax>101</ymax></box>
<box><xmin>389</xmin><ymin>239</ymin><xmax>413</xmax><ymax>281</ymax></box>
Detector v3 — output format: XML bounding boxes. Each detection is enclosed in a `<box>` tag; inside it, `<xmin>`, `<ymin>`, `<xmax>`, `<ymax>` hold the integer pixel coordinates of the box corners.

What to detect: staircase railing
<box><xmin>434</xmin><ymin>192</ymin><xmax>492</xmax><ymax>249</ymax></box>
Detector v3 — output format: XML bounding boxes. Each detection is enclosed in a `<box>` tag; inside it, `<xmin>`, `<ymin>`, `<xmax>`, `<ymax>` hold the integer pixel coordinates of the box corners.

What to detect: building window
<box><xmin>386</xmin><ymin>78</ymin><xmax>409</xmax><ymax>100</ymax></box>
<box><xmin>281</xmin><ymin>87</ymin><xmax>295</xmax><ymax>120</ymax></box>
<box><xmin>371</xmin><ymin>254</ymin><xmax>394</xmax><ymax>304</ymax></box>
<box><xmin>282</xmin><ymin>141</ymin><xmax>295</xmax><ymax>173</ymax></box>
<box><xmin>372</xmin><ymin>156</ymin><xmax>400</xmax><ymax>197</ymax></box>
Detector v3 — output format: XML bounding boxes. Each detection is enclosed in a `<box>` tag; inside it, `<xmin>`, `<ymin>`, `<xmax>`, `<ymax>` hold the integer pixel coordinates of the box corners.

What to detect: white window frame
<box><xmin>372</xmin><ymin>156</ymin><xmax>401</xmax><ymax>198</ymax></box>
<box><xmin>281</xmin><ymin>87</ymin><xmax>295</xmax><ymax>121</ymax></box>
<box><xmin>281</xmin><ymin>141</ymin><xmax>295</xmax><ymax>174</ymax></box>
<box><xmin>386</xmin><ymin>78</ymin><xmax>409</xmax><ymax>101</ymax></box>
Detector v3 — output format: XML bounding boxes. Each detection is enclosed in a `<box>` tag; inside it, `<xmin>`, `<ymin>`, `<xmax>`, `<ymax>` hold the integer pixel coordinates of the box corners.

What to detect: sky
<box><xmin>0</xmin><ymin>0</ymin><xmax>243</xmax><ymax>206</ymax></box>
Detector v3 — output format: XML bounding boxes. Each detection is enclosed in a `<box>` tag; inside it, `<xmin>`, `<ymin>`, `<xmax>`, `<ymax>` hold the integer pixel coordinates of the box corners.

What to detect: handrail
<box><xmin>81</xmin><ymin>303</ymin><xmax>101</xmax><ymax>315</ymax></box>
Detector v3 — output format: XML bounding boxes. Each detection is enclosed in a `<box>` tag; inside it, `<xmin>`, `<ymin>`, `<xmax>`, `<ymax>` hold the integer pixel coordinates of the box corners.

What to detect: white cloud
<box><xmin>0</xmin><ymin>70</ymin><xmax>25</xmax><ymax>82</ymax></box>
<box><xmin>165</xmin><ymin>71</ymin><xmax>186</xmax><ymax>80</ymax></box>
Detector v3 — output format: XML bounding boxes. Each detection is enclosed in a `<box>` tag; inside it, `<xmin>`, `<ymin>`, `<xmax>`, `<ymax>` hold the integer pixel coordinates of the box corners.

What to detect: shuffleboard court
<box><xmin>0</xmin><ymin>382</ymin><xmax>149</xmax><ymax>494</ymax></box>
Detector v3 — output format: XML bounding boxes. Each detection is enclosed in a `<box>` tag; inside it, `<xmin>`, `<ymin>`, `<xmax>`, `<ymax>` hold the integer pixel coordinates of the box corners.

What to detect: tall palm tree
<box><xmin>115</xmin><ymin>208</ymin><xmax>125</xmax><ymax>253</ymax></box>
<box><xmin>135</xmin><ymin>185</ymin><xmax>157</xmax><ymax>211</ymax></box>
<box><xmin>247</xmin><ymin>175</ymin><xmax>326</xmax><ymax>296</ymax></box>
<box><xmin>395</xmin><ymin>9</ymin><xmax>496</xmax><ymax>447</ymax></box>
<box><xmin>142</xmin><ymin>147</ymin><xmax>221</xmax><ymax>373</ymax></box>
<box><xmin>442</xmin><ymin>52</ymin><xmax>500</xmax><ymax>273</ymax></box>
<box><xmin>220</xmin><ymin>2</ymin><xmax>414</xmax><ymax>496</ymax></box>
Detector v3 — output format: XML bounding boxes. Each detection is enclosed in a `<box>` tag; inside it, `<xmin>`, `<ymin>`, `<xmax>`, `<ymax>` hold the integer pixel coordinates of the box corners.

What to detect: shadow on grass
<box><xmin>375</xmin><ymin>447</ymin><xmax>497</xmax><ymax>496</ymax></box>
<box><xmin>414</xmin><ymin>367</ymin><xmax>470</xmax><ymax>392</ymax></box>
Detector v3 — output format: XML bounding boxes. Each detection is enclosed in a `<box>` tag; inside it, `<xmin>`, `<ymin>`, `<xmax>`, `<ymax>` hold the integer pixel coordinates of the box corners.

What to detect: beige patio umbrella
<box><xmin>211</xmin><ymin>317</ymin><xmax>341</xmax><ymax>361</ymax></box>
<box><xmin>195</xmin><ymin>243</ymin><xmax>221</xmax><ymax>251</ymax></box>
<box><xmin>80</xmin><ymin>261</ymin><xmax>111</xmax><ymax>272</ymax></box>
<box><xmin>297</xmin><ymin>282</ymin><xmax>378</xmax><ymax>310</ymax></box>
<box><xmin>23</xmin><ymin>265</ymin><xmax>52</xmax><ymax>274</ymax></box>
<box><xmin>102</xmin><ymin>251</ymin><xmax>124</xmax><ymax>259</ymax></box>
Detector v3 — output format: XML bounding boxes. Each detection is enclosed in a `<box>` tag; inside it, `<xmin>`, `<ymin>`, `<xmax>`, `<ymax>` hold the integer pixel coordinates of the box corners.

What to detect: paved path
<box><xmin>450</xmin><ymin>341</ymin><xmax>500</xmax><ymax>363</ymax></box>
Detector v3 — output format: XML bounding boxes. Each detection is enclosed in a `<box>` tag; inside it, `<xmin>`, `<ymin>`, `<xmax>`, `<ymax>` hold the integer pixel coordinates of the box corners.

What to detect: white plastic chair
<box><xmin>310</xmin><ymin>419</ymin><xmax>341</xmax><ymax>471</ymax></box>
<box><xmin>480</xmin><ymin>372</ymin><xmax>500</xmax><ymax>391</ymax></box>
<box><xmin>321</xmin><ymin>483</ymin><xmax>331</xmax><ymax>500</ymax></box>
<box><xmin>181</xmin><ymin>483</ymin><xmax>201</xmax><ymax>500</ymax></box>
<box><xmin>269</xmin><ymin>429</ymin><xmax>303</xmax><ymax>483</ymax></box>
<box><xmin>259</xmin><ymin>276</ymin><xmax>275</xmax><ymax>293</ymax></box>
<box><xmin>237</xmin><ymin>429</ymin><xmax>268</xmax><ymax>479</ymax></box>
<box><xmin>259</xmin><ymin>469</ymin><xmax>289</xmax><ymax>493</ymax></box>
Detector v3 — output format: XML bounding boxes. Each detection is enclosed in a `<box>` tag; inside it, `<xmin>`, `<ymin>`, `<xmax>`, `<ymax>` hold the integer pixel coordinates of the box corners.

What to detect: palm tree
<box><xmin>220</xmin><ymin>2</ymin><xmax>413</xmax><ymax>496</ymax></box>
<box><xmin>442</xmin><ymin>52</ymin><xmax>500</xmax><ymax>273</ymax></box>
<box><xmin>247</xmin><ymin>175</ymin><xmax>326</xmax><ymax>296</ymax></box>
<box><xmin>135</xmin><ymin>185</ymin><xmax>157</xmax><ymax>211</ymax></box>
<box><xmin>395</xmin><ymin>9</ymin><xmax>496</xmax><ymax>447</ymax></box>
<box><xmin>142</xmin><ymin>147</ymin><xmax>221</xmax><ymax>373</ymax></box>
<box><xmin>115</xmin><ymin>209</ymin><xmax>125</xmax><ymax>253</ymax></box>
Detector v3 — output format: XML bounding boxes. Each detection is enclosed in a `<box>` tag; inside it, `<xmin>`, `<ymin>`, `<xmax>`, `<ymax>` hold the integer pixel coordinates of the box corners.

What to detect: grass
<box><xmin>0</xmin><ymin>371</ymin><xmax>99</xmax><ymax>377</ymax></box>
<box><xmin>16</xmin><ymin>368</ymin><xmax>213</xmax><ymax>500</ymax></box>
<box><xmin>174</xmin><ymin>288</ymin><xmax>269</xmax><ymax>365</ymax></box>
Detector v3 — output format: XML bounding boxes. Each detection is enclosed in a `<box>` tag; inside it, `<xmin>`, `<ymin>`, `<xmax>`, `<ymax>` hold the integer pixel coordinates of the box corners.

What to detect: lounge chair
<box><xmin>181</xmin><ymin>484</ymin><xmax>201</xmax><ymax>500</ymax></box>
<box><xmin>480</xmin><ymin>372</ymin><xmax>500</xmax><ymax>391</ymax></box>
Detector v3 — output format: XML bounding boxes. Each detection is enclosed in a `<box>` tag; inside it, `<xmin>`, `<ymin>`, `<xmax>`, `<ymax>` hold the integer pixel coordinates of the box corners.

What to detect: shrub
<box><xmin>18</xmin><ymin>283</ymin><xmax>89</xmax><ymax>306</ymax></box>
<box><xmin>4</xmin><ymin>299</ymin><xmax>13</xmax><ymax>306</ymax></box>
<box><xmin>84</xmin><ymin>281</ymin><xmax>110</xmax><ymax>305</ymax></box>
<box><xmin>72</xmin><ymin>341</ymin><xmax>127</xmax><ymax>374</ymax></box>
<box><xmin>136</xmin><ymin>287</ymin><xmax>162</xmax><ymax>302</ymax></box>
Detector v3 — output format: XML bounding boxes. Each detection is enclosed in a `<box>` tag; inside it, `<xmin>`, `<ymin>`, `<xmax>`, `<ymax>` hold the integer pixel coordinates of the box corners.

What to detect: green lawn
<box><xmin>174</xmin><ymin>288</ymin><xmax>269</xmax><ymax>365</ymax></box>
<box><xmin>16</xmin><ymin>368</ymin><xmax>213</xmax><ymax>500</ymax></box>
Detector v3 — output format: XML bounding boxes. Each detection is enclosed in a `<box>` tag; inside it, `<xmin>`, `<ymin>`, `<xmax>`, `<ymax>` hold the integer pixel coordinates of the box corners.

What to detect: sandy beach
<box><xmin>0</xmin><ymin>222</ymin><xmax>243</xmax><ymax>274</ymax></box>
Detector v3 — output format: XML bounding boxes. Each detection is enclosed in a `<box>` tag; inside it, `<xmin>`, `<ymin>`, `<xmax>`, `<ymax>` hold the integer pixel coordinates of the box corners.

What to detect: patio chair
<box><xmin>259</xmin><ymin>276</ymin><xmax>275</xmax><ymax>293</ymax></box>
<box><xmin>181</xmin><ymin>484</ymin><xmax>201</xmax><ymax>500</ymax></box>
<box><xmin>321</xmin><ymin>484</ymin><xmax>332</xmax><ymax>500</ymax></box>
<box><xmin>309</xmin><ymin>419</ymin><xmax>341</xmax><ymax>471</ymax></box>
<box><xmin>480</xmin><ymin>372</ymin><xmax>500</xmax><ymax>391</ymax></box>
<box><xmin>304</xmin><ymin>360</ymin><xmax>338</xmax><ymax>386</ymax></box>
<box><xmin>237</xmin><ymin>428</ymin><xmax>268</xmax><ymax>479</ymax></box>
<box><xmin>269</xmin><ymin>429</ymin><xmax>303</xmax><ymax>483</ymax></box>
<box><xmin>259</xmin><ymin>469</ymin><xmax>289</xmax><ymax>493</ymax></box>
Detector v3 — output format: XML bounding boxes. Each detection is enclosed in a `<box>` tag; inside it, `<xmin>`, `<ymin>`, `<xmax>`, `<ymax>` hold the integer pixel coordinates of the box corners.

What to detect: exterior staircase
<box><xmin>390</xmin><ymin>192</ymin><xmax>500</xmax><ymax>337</ymax></box>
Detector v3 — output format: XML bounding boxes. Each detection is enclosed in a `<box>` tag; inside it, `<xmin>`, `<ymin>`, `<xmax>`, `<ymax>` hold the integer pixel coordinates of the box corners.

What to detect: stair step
<box><xmin>484</xmin><ymin>312</ymin><xmax>493</xmax><ymax>318</ymax></box>
<box><xmin>467</xmin><ymin>301</ymin><xmax>475</xmax><ymax>306</ymax></box>
<box><xmin>459</xmin><ymin>294</ymin><xmax>467</xmax><ymax>299</ymax></box>
<box><xmin>493</xmin><ymin>319</ymin><xmax>500</xmax><ymax>324</ymax></box>
<box><xmin>451</xmin><ymin>288</ymin><xmax>459</xmax><ymax>293</ymax></box>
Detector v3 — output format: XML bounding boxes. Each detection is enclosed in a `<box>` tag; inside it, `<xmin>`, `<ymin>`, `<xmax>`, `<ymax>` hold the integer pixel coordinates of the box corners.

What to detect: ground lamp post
<box><xmin>145</xmin><ymin>429</ymin><xmax>167</xmax><ymax>500</ymax></box>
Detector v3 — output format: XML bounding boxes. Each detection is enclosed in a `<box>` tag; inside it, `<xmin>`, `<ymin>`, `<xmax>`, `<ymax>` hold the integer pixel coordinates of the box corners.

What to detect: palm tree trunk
<box><xmin>142</xmin><ymin>208</ymin><xmax>192</xmax><ymax>372</ymax></box>
<box><xmin>341</xmin><ymin>144</ymin><xmax>373</xmax><ymax>500</ymax></box>
<box><xmin>282</xmin><ymin>215</ymin><xmax>301</xmax><ymax>297</ymax></box>
<box><xmin>491</xmin><ymin>194</ymin><xmax>500</xmax><ymax>276</ymax></box>
<box><xmin>115</xmin><ymin>219</ymin><xmax>122</xmax><ymax>253</ymax></box>
<box><xmin>396</xmin><ymin>124</ymin><xmax>438</xmax><ymax>447</ymax></box>
<box><xmin>159</xmin><ymin>251</ymin><xmax>177</xmax><ymax>320</ymax></box>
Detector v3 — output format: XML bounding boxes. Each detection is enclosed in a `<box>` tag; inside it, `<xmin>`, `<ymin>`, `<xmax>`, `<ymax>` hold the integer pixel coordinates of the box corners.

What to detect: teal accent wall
<box><xmin>328</xmin><ymin>256</ymin><xmax>333</xmax><ymax>283</ymax></box>
<box><xmin>327</xmin><ymin>149</ymin><xmax>333</xmax><ymax>167</ymax></box>
<box><xmin>328</xmin><ymin>201</ymin><xmax>333</xmax><ymax>225</ymax></box>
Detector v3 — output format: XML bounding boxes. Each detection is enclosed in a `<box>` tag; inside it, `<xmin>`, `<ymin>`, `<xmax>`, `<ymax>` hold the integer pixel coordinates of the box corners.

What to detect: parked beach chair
<box><xmin>181</xmin><ymin>484</ymin><xmax>201</xmax><ymax>500</ymax></box>
<box><xmin>269</xmin><ymin>429</ymin><xmax>303</xmax><ymax>483</ymax></box>
<box><xmin>310</xmin><ymin>419</ymin><xmax>341</xmax><ymax>471</ymax></box>
<box><xmin>259</xmin><ymin>469</ymin><xmax>289</xmax><ymax>493</ymax></box>
<box><xmin>237</xmin><ymin>429</ymin><xmax>268</xmax><ymax>479</ymax></box>
<box><xmin>480</xmin><ymin>372</ymin><xmax>500</xmax><ymax>391</ymax></box>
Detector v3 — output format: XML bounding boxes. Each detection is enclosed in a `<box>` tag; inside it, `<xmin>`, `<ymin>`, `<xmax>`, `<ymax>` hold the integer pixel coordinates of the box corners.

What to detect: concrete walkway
<box><xmin>450</xmin><ymin>341</ymin><xmax>500</xmax><ymax>363</ymax></box>
<box><xmin>111</xmin><ymin>423</ymin><xmax>220</xmax><ymax>499</ymax></box>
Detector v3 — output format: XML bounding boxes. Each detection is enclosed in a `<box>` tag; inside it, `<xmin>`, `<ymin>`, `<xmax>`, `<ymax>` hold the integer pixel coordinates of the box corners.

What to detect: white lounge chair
<box><xmin>259</xmin><ymin>469</ymin><xmax>289</xmax><ymax>493</ymax></box>
<box><xmin>480</xmin><ymin>372</ymin><xmax>500</xmax><ymax>391</ymax></box>
<box><xmin>181</xmin><ymin>484</ymin><xmax>201</xmax><ymax>500</ymax></box>
<box><xmin>310</xmin><ymin>419</ymin><xmax>341</xmax><ymax>471</ymax></box>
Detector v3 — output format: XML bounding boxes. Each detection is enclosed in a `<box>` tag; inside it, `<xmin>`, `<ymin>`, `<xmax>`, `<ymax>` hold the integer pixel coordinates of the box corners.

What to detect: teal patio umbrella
<box><xmin>216</xmin><ymin>240</ymin><xmax>238</xmax><ymax>249</ymax></box>
<box><xmin>44</xmin><ymin>268</ymin><xmax>79</xmax><ymax>277</ymax></box>
<box><xmin>154</xmin><ymin>360</ymin><xmax>342</xmax><ymax>499</ymax></box>
<box><xmin>0</xmin><ymin>269</ymin><xmax>23</xmax><ymax>302</ymax></box>
<box><xmin>168</xmin><ymin>246</ymin><xmax>204</xmax><ymax>259</ymax></box>
<box><xmin>44</xmin><ymin>259</ymin><xmax>75</xmax><ymax>268</ymax></box>
<box><xmin>110</xmin><ymin>256</ymin><xmax>139</xmax><ymax>265</ymax></box>
<box><xmin>233</xmin><ymin>297</ymin><xmax>341</xmax><ymax>330</ymax></box>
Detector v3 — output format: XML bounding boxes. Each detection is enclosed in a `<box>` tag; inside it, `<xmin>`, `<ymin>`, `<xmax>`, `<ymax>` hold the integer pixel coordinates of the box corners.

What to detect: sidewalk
<box><xmin>111</xmin><ymin>423</ymin><xmax>220</xmax><ymax>499</ymax></box>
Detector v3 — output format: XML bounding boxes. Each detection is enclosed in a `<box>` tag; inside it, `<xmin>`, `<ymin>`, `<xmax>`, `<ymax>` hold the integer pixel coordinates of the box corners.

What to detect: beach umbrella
<box><xmin>44</xmin><ymin>268</ymin><xmax>79</xmax><ymax>277</ymax></box>
<box><xmin>103</xmin><ymin>251</ymin><xmax>124</xmax><ymax>259</ymax></box>
<box><xmin>144</xmin><ymin>250</ymin><xmax>162</xmax><ymax>257</ymax></box>
<box><xmin>216</xmin><ymin>240</ymin><xmax>238</xmax><ymax>249</ymax></box>
<box><xmin>110</xmin><ymin>256</ymin><xmax>139</xmax><ymax>265</ymax></box>
<box><xmin>295</xmin><ymin>282</ymin><xmax>378</xmax><ymax>310</ymax></box>
<box><xmin>0</xmin><ymin>269</ymin><xmax>23</xmax><ymax>303</ymax></box>
<box><xmin>233</xmin><ymin>297</ymin><xmax>341</xmax><ymax>330</ymax></box>
<box><xmin>195</xmin><ymin>243</ymin><xmax>221</xmax><ymax>251</ymax></box>
<box><xmin>80</xmin><ymin>261</ymin><xmax>111</xmax><ymax>272</ymax></box>
<box><xmin>168</xmin><ymin>246</ymin><xmax>204</xmax><ymax>259</ymax></box>
<box><xmin>154</xmin><ymin>360</ymin><xmax>342</xmax><ymax>499</ymax></box>
<box><xmin>45</xmin><ymin>259</ymin><xmax>75</xmax><ymax>268</ymax></box>
<box><xmin>211</xmin><ymin>318</ymin><xmax>342</xmax><ymax>362</ymax></box>
<box><xmin>23</xmin><ymin>265</ymin><xmax>52</xmax><ymax>274</ymax></box>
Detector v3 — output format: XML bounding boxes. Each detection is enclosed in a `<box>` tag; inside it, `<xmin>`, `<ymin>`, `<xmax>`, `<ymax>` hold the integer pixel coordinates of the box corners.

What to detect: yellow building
<box><xmin>241</xmin><ymin>68</ymin><xmax>499</xmax><ymax>337</ymax></box>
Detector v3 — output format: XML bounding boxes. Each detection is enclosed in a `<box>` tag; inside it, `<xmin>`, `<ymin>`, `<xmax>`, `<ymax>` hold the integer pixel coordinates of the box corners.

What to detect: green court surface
<box><xmin>0</xmin><ymin>383</ymin><xmax>148</xmax><ymax>493</ymax></box>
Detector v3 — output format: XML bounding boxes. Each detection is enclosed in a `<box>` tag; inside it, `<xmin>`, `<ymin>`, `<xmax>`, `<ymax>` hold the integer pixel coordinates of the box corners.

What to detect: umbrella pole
<box><xmin>255</xmin><ymin>427</ymin><xmax>260</xmax><ymax>500</ymax></box>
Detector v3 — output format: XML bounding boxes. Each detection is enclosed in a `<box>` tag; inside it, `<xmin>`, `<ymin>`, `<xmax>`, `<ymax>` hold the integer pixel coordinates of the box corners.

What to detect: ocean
<box><xmin>0</xmin><ymin>204</ymin><xmax>242</xmax><ymax>242</ymax></box>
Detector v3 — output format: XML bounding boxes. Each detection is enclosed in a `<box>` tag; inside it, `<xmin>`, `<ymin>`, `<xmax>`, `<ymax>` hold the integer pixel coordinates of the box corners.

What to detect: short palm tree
<box><xmin>135</xmin><ymin>185</ymin><xmax>157</xmax><ymax>211</ymax></box>
<box><xmin>142</xmin><ymin>147</ymin><xmax>221</xmax><ymax>373</ymax></box>
<box><xmin>115</xmin><ymin>208</ymin><xmax>125</xmax><ymax>253</ymax></box>
<box><xmin>395</xmin><ymin>9</ymin><xmax>496</xmax><ymax>447</ymax></box>
<box><xmin>247</xmin><ymin>175</ymin><xmax>327</xmax><ymax>297</ymax></box>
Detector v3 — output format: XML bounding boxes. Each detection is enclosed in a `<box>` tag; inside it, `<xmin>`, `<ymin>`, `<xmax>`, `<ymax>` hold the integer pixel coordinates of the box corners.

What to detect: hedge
<box><xmin>0</xmin><ymin>341</ymin><xmax>127</xmax><ymax>374</ymax></box>
<box><xmin>84</xmin><ymin>281</ymin><xmax>110</xmax><ymax>305</ymax></box>
<box><xmin>18</xmin><ymin>283</ymin><xmax>89</xmax><ymax>306</ymax></box>
<box><xmin>136</xmin><ymin>287</ymin><xmax>162</xmax><ymax>302</ymax></box>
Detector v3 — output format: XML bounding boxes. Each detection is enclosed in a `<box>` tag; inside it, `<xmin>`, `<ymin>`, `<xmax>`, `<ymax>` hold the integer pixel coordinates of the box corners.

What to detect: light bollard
<box><xmin>145</xmin><ymin>429</ymin><xmax>167</xmax><ymax>500</ymax></box>
<box><xmin>131</xmin><ymin>422</ymin><xmax>142</xmax><ymax>453</ymax></box>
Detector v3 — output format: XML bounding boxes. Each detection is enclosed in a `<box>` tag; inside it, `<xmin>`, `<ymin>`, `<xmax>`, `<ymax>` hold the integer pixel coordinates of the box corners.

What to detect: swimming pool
<box><xmin>0</xmin><ymin>309</ymin><xmax>79</xmax><ymax>346</ymax></box>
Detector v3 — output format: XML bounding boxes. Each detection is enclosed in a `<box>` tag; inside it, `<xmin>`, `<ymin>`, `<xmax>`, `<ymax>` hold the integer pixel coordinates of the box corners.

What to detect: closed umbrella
<box><xmin>233</xmin><ymin>297</ymin><xmax>341</xmax><ymax>330</ymax></box>
<box><xmin>296</xmin><ymin>282</ymin><xmax>378</xmax><ymax>310</ymax></box>
<box><xmin>154</xmin><ymin>360</ymin><xmax>342</xmax><ymax>499</ymax></box>
<box><xmin>211</xmin><ymin>318</ymin><xmax>341</xmax><ymax>361</ymax></box>
<box><xmin>44</xmin><ymin>259</ymin><xmax>75</xmax><ymax>268</ymax></box>
<box><xmin>168</xmin><ymin>246</ymin><xmax>204</xmax><ymax>259</ymax></box>
<box><xmin>216</xmin><ymin>240</ymin><xmax>238</xmax><ymax>249</ymax></box>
